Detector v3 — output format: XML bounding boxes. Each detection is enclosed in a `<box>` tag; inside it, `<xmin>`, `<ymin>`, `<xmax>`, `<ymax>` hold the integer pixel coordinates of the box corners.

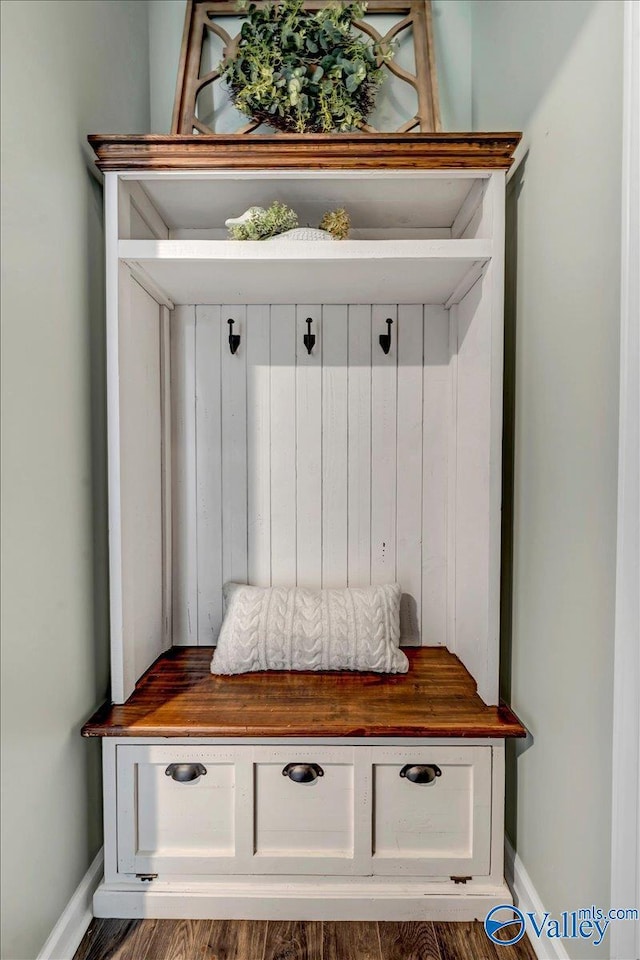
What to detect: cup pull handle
<box><xmin>282</xmin><ymin>762</ymin><xmax>324</xmax><ymax>783</ymax></box>
<box><xmin>165</xmin><ymin>763</ymin><xmax>207</xmax><ymax>783</ymax></box>
<box><xmin>399</xmin><ymin>764</ymin><xmax>442</xmax><ymax>783</ymax></box>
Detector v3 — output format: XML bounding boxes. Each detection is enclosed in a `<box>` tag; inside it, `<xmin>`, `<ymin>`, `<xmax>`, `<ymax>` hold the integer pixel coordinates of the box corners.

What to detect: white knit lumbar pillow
<box><xmin>211</xmin><ymin>582</ymin><xmax>408</xmax><ymax>675</ymax></box>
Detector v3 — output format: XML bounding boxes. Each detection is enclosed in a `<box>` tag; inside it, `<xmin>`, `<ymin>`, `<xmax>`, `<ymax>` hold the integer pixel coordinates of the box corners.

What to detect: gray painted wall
<box><xmin>150</xmin><ymin>0</ymin><xmax>185</xmax><ymax>132</ymax></box>
<box><xmin>0</xmin><ymin>2</ymin><xmax>150</xmax><ymax>957</ymax></box>
<box><xmin>473</xmin><ymin>2</ymin><xmax>622</xmax><ymax>957</ymax></box>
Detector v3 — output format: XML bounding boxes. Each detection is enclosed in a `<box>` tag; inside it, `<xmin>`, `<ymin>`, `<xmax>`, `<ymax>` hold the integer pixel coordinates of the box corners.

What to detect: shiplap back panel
<box><xmin>171</xmin><ymin>304</ymin><xmax>453</xmax><ymax>647</ymax></box>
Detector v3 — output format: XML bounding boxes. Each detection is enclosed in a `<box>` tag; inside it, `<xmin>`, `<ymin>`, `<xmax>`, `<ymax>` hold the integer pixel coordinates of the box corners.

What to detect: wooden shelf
<box><xmin>121</xmin><ymin>238</ymin><xmax>491</xmax><ymax>306</ymax></box>
<box><xmin>82</xmin><ymin>647</ymin><xmax>526</xmax><ymax>740</ymax></box>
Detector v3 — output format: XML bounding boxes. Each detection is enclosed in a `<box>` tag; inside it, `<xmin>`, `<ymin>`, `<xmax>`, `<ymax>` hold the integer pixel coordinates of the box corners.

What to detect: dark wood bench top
<box><xmin>82</xmin><ymin>646</ymin><xmax>526</xmax><ymax>739</ymax></box>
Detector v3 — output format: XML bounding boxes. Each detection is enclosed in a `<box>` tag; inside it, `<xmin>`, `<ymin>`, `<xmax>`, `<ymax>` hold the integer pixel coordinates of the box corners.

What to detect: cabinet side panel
<box><xmin>422</xmin><ymin>306</ymin><xmax>451</xmax><ymax>647</ymax></box>
<box><xmin>119</xmin><ymin>276</ymin><xmax>165</xmax><ymax>685</ymax></box>
<box><xmin>454</xmin><ymin>173</ymin><xmax>505</xmax><ymax>704</ymax></box>
<box><xmin>106</xmin><ymin>176</ymin><xmax>126</xmax><ymax>702</ymax></box>
<box><xmin>454</xmin><ymin>270</ymin><xmax>499</xmax><ymax>704</ymax></box>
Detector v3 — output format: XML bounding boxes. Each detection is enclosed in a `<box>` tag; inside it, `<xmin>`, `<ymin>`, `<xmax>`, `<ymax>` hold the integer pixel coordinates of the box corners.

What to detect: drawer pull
<box><xmin>399</xmin><ymin>763</ymin><xmax>442</xmax><ymax>783</ymax></box>
<box><xmin>165</xmin><ymin>762</ymin><xmax>207</xmax><ymax>783</ymax></box>
<box><xmin>282</xmin><ymin>762</ymin><xmax>324</xmax><ymax>783</ymax></box>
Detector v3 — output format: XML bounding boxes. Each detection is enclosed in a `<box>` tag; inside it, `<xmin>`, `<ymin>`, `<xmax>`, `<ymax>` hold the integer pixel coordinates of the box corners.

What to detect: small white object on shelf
<box><xmin>270</xmin><ymin>227</ymin><xmax>334</xmax><ymax>241</ymax></box>
<box><xmin>224</xmin><ymin>206</ymin><xmax>265</xmax><ymax>228</ymax></box>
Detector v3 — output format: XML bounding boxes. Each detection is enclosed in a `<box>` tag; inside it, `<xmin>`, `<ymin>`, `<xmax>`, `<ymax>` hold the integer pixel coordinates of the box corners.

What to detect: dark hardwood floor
<box><xmin>74</xmin><ymin>919</ymin><xmax>537</xmax><ymax>960</ymax></box>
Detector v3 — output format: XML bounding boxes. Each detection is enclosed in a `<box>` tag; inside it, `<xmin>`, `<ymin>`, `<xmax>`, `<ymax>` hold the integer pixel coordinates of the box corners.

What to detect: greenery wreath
<box><xmin>221</xmin><ymin>0</ymin><xmax>391</xmax><ymax>133</ymax></box>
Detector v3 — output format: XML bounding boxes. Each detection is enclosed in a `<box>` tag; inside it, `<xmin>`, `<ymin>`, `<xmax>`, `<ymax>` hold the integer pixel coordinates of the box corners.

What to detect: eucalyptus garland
<box><xmin>221</xmin><ymin>0</ymin><xmax>390</xmax><ymax>133</ymax></box>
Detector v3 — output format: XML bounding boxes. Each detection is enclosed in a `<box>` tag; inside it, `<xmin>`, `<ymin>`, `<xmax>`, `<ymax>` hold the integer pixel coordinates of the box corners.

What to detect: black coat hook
<box><xmin>379</xmin><ymin>317</ymin><xmax>393</xmax><ymax>355</ymax></box>
<box><xmin>228</xmin><ymin>318</ymin><xmax>240</xmax><ymax>355</ymax></box>
<box><xmin>303</xmin><ymin>317</ymin><xmax>316</xmax><ymax>355</ymax></box>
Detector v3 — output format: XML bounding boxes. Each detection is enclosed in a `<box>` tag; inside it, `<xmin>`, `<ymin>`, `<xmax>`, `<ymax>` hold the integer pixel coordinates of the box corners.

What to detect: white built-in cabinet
<box><xmin>92</xmin><ymin>165</ymin><xmax>516</xmax><ymax>920</ymax></box>
<box><xmin>109</xmin><ymin>169</ymin><xmax>505</xmax><ymax>705</ymax></box>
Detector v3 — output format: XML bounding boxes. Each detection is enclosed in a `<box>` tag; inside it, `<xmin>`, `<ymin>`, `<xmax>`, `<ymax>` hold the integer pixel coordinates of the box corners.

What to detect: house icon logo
<box><xmin>484</xmin><ymin>905</ymin><xmax>526</xmax><ymax>945</ymax></box>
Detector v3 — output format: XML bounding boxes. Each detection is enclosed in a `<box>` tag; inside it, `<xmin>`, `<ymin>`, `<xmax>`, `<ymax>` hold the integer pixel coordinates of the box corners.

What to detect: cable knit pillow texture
<box><xmin>211</xmin><ymin>582</ymin><xmax>409</xmax><ymax>675</ymax></box>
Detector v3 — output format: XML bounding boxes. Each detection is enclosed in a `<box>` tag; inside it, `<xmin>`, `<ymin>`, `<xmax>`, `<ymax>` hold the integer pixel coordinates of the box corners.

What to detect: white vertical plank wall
<box><xmin>171</xmin><ymin>303</ymin><xmax>462</xmax><ymax>650</ymax></box>
<box><xmin>195</xmin><ymin>305</ymin><xmax>223</xmax><ymax>643</ymax></box>
<box><xmin>221</xmin><ymin>304</ymin><xmax>248</xmax><ymax>589</ymax></box>
<box><xmin>347</xmin><ymin>306</ymin><xmax>372</xmax><ymax>588</ymax></box>
<box><xmin>370</xmin><ymin>305</ymin><xmax>398</xmax><ymax>586</ymax></box>
<box><xmin>295</xmin><ymin>305</ymin><xmax>323</xmax><ymax>588</ymax></box>
<box><xmin>269</xmin><ymin>306</ymin><xmax>297</xmax><ymax>588</ymax></box>
<box><xmin>396</xmin><ymin>305</ymin><xmax>424</xmax><ymax>645</ymax></box>
<box><xmin>171</xmin><ymin>305</ymin><xmax>198</xmax><ymax>645</ymax></box>
<box><xmin>322</xmin><ymin>306</ymin><xmax>349</xmax><ymax>589</ymax></box>
<box><xmin>246</xmin><ymin>305</ymin><xmax>271</xmax><ymax>587</ymax></box>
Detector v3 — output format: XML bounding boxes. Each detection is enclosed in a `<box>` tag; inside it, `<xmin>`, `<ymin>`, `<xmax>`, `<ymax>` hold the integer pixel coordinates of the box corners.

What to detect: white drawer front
<box><xmin>256</xmin><ymin>764</ymin><xmax>352</xmax><ymax>856</ymax></box>
<box><xmin>116</xmin><ymin>745</ymin><xmax>252</xmax><ymax>875</ymax></box>
<box><xmin>116</xmin><ymin>744</ymin><xmax>367</xmax><ymax>877</ymax></box>
<box><xmin>115</xmin><ymin>743</ymin><xmax>492</xmax><ymax>880</ymax></box>
<box><xmin>252</xmin><ymin>747</ymin><xmax>366</xmax><ymax>875</ymax></box>
<box><xmin>137</xmin><ymin>761</ymin><xmax>234</xmax><ymax>855</ymax></box>
<box><xmin>371</xmin><ymin>747</ymin><xmax>492</xmax><ymax>876</ymax></box>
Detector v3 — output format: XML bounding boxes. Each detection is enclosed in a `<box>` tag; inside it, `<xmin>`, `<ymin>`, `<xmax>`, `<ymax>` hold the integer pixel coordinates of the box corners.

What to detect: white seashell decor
<box><xmin>268</xmin><ymin>227</ymin><xmax>334</xmax><ymax>241</ymax></box>
<box><xmin>224</xmin><ymin>207</ymin><xmax>265</xmax><ymax>227</ymax></box>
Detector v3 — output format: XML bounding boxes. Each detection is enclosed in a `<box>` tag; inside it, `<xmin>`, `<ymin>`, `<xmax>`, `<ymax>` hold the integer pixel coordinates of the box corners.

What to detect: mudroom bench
<box><xmin>84</xmin><ymin>132</ymin><xmax>525</xmax><ymax>921</ymax></box>
<box><xmin>83</xmin><ymin>647</ymin><xmax>524</xmax><ymax>919</ymax></box>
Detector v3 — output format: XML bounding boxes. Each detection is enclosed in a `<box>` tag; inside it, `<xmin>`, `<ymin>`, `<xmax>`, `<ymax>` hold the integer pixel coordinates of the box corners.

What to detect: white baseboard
<box><xmin>31</xmin><ymin>840</ymin><xmax>572</xmax><ymax>958</ymax></box>
<box><xmin>505</xmin><ymin>838</ymin><xmax>570</xmax><ymax>960</ymax></box>
<box><xmin>37</xmin><ymin>849</ymin><xmax>103</xmax><ymax>960</ymax></box>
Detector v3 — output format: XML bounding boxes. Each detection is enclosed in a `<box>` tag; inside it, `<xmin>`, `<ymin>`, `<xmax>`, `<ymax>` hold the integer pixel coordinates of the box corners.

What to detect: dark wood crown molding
<box><xmin>88</xmin><ymin>132</ymin><xmax>521</xmax><ymax>172</ymax></box>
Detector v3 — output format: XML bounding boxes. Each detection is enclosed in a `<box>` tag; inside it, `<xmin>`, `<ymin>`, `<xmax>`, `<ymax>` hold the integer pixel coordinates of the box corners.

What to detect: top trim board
<box><xmin>88</xmin><ymin>133</ymin><xmax>522</xmax><ymax>171</ymax></box>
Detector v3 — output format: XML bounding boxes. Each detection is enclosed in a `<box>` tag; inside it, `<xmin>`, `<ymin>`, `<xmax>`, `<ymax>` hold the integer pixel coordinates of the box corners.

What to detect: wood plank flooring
<box><xmin>74</xmin><ymin>920</ymin><xmax>537</xmax><ymax>960</ymax></box>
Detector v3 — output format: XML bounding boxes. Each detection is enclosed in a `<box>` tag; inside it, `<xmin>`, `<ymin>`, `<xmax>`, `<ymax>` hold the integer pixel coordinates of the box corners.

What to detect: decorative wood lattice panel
<box><xmin>173</xmin><ymin>0</ymin><xmax>440</xmax><ymax>135</ymax></box>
